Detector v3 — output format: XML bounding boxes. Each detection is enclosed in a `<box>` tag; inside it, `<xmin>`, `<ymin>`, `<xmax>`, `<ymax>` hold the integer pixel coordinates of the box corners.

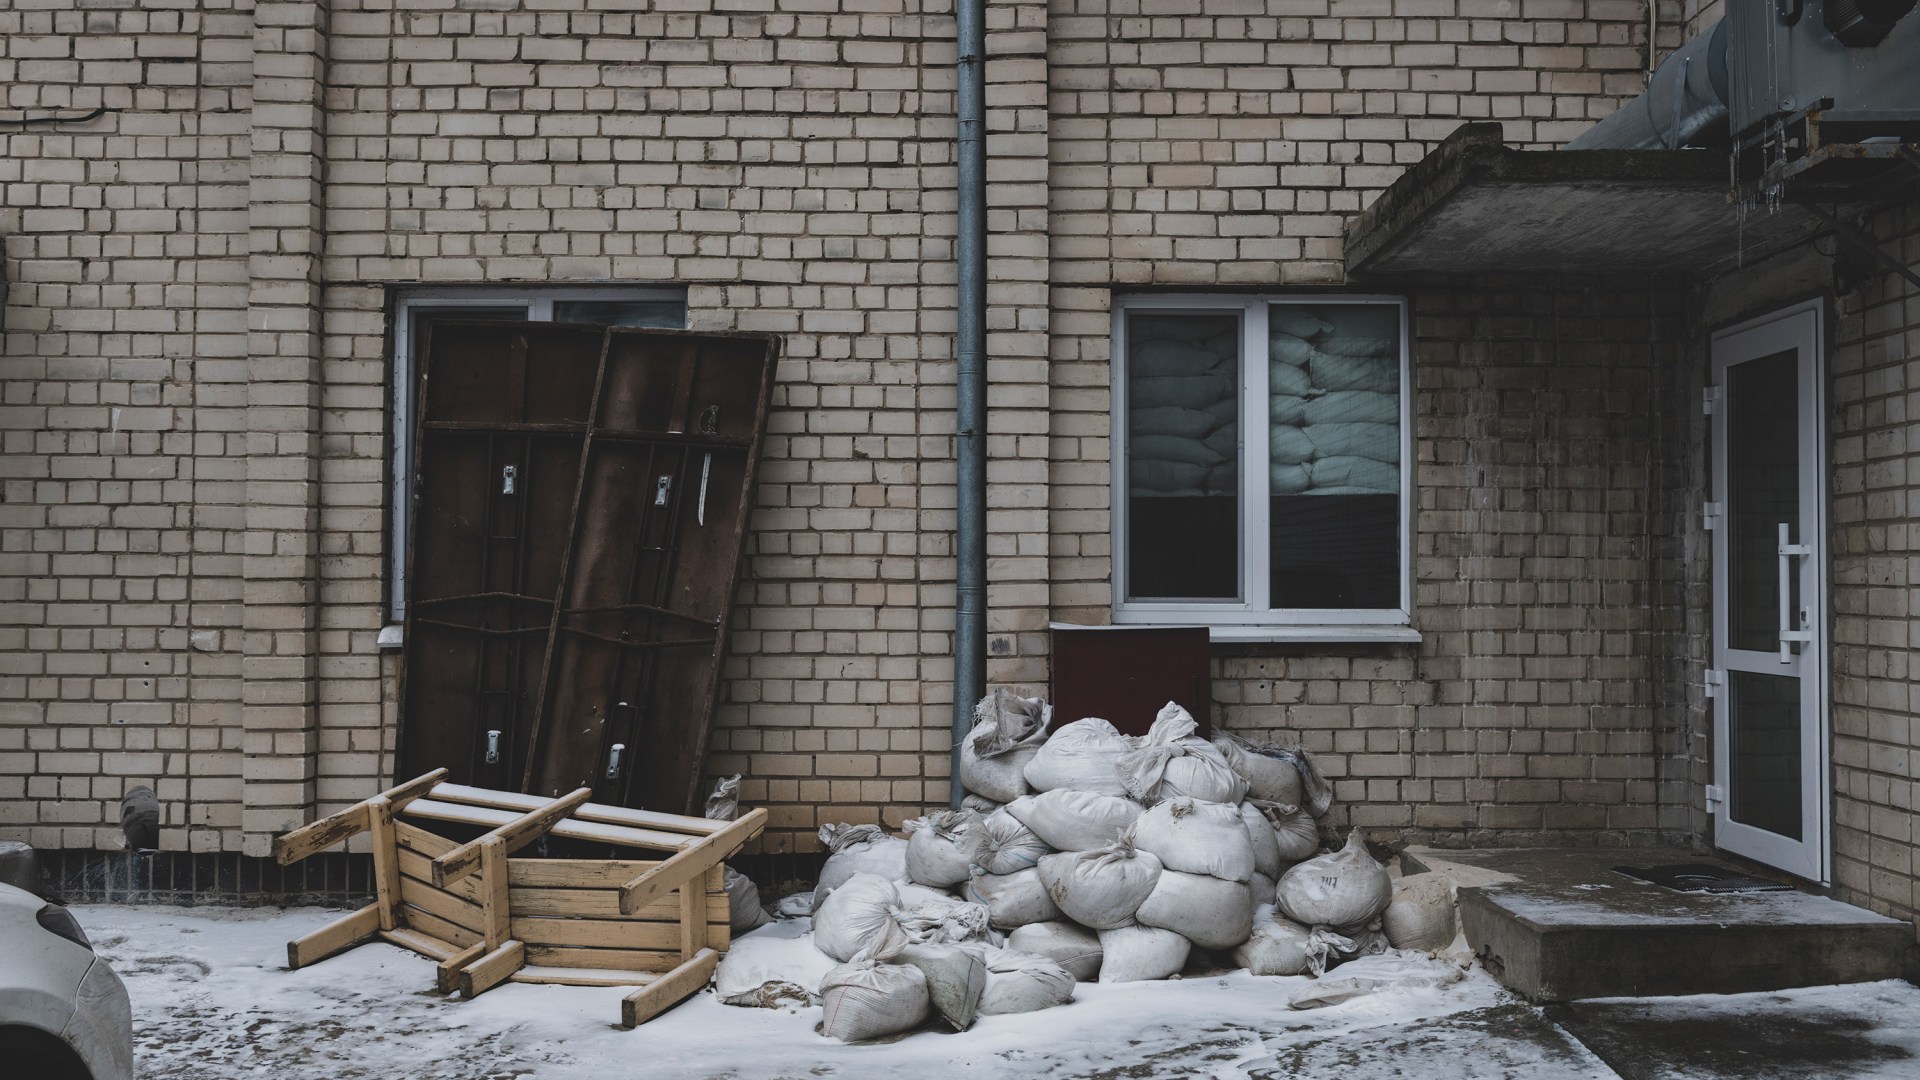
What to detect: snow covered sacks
<box><xmin>976</xmin><ymin>949</ymin><xmax>1075</xmax><ymax>1015</ymax></box>
<box><xmin>819</xmin><ymin>924</ymin><xmax>930</xmax><ymax>1041</ymax></box>
<box><xmin>1233</xmin><ymin>905</ymin><xmax>1314</xmax><ymax>977</ymax></box>
<box><xmin>1023</xmin><ymin>717</ymin><xmax>1135</xmax><ymax>796</ymax></box>
<box><xmin>1274</xmin><ymin>828</ymin><xmax>1392</xmax><ymax>931</ymax></box>
<box><xmin>812</xmin><ymin>873</ymin><xmax>906</xmax><ymax>962</ymax></box>
<box><xmin>960</xmin><ymin>690</ymin><xmax>1051</xmax><ymax>803</ymax></box>
<box><xmin>813</xmin><ymin>824</ymin><xmax>907</xmax><ymax>912</ymax></box>
<box><xmin>1096</xmin><ymin>925</ymin><xmax>1190</xmax><ymax>983</ymax></box>
<box><xmin>1115</xmin><ymin>703</ymin><xmax>1247</xmax><ymax>805</ymax></box>
<box><xmin>1036</xmin><ymin>832</ymin><xmax>1163</xmax><ymax>930</ymax></box>
<box><xmin>1007</xmin><ymin>922</ymin><xmax>1103</xmax><ymax>981</ymax></box>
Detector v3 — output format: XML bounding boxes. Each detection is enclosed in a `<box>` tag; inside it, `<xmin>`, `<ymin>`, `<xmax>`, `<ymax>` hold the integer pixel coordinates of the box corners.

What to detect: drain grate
<box><xmin>1611</xmin><ymin>863</ymin><xmax>1794</xmax><ymax>894</ymax></box>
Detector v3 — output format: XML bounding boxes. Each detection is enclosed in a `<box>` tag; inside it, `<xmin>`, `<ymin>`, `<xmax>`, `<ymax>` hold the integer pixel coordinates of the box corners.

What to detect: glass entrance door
<box><xmin>1710</xmin><ymin>301</ymin><xmax>1826</xmax><ymax>882</ymax></box>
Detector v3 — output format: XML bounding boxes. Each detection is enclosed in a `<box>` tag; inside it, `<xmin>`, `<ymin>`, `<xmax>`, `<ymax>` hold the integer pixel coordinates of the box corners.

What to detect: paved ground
<box><xmin>75</xmin><ymin>904</ymin><xmax>1920</xmax><ymax>1080</ymax></box>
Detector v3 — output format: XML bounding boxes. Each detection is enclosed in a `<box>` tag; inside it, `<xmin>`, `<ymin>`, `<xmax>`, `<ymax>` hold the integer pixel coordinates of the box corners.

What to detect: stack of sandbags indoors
<box><xmin>715</xmin><ymin>691</ymin><xmax>1462</xmax><ymax>1042</ymax></box>
<box><xmin>1125</xmin><ymin>321</ymin><xmax>1240</xmax><ymax>499</ymax></box>
<box><xmin>1267</xmin><ymin>305</ymin><xmax>1400</xmax><ymax>497</ymax></box>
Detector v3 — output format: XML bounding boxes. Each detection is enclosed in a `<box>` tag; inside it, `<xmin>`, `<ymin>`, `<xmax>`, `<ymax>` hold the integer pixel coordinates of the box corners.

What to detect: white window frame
<box><xmin>385</xmin><ymin>285</ymin><xmax>688</xmax><ymax>627</ymax></box>
<box><xmin>1109</xmin><ymin>293</ymin><xmax>1418</xmax><ymax>643</ymax></box>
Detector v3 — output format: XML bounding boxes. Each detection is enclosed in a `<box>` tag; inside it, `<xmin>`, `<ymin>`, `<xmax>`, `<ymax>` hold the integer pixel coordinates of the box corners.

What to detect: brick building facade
<box><xmin>1</xmin><ymin>0</ymin><xmax>1915</xmax><ymax>934</ymax></box>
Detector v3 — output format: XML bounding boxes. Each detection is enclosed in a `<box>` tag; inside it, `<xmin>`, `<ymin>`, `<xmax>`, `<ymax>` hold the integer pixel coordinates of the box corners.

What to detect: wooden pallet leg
<box><xmin>286</xmin><ymin>903</ymin><xmax>383</xmax><ymax>970</ymax></box>
<box><xmin>435</xmin><ymin>942</ymin><xmax>486</xmax><ymax>994</ymax></box>
<box><xmin>456</xmin><ymin>940</ymin><xmax>525</xmax><ymax>998</ymax></box>
<box><xmin>620</xmin><ymin>947</ymin><xmax>718</xmax><ymax>1029</ymax></box>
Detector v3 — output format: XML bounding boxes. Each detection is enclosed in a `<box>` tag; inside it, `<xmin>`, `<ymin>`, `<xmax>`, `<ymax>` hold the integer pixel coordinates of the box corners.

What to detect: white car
<box><xmin>0</xmin><ymin>882</ymin><xmax>132</xmax><ymax>1080</ymax></box>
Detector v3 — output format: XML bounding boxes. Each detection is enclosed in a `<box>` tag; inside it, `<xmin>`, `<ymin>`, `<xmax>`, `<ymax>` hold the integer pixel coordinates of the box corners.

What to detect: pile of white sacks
<box><xmin>713</xmin><ymin>691</ymin><xmax>1460</xmax><ymax>1042</ymax></box>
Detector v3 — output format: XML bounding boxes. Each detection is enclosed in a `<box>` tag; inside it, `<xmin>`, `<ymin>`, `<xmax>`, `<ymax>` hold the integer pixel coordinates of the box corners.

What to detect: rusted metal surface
<box><xmin>400</xmin><ymin>323</ymin><xmax>779</xmax><ymax>814</ymax></box>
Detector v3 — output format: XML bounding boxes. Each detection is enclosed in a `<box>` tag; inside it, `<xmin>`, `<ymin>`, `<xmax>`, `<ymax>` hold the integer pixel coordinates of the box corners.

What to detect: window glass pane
<box><xmin>1729</xmin><ymin>669</ymin><xmax>1803</xmax><ymax>839</ymax></box>
<box><xmin>1726</xmin><ymin>350</ymin><xmax>1799</xmax><ymax>652</ymax></box>
<box><xmin>1125</xmin><ymin>311</ymin><xmax>1240</xmax><ymax>601</ymax></box>
<box><xmin>552</xmin><ymin>299</ymin><xmax>687</xmax><ymax>328</ymax></box>
<box><xmin>1268</xmin><ymin>302</ymin><xmax>1400</xmax><ymax>609</ymax></box>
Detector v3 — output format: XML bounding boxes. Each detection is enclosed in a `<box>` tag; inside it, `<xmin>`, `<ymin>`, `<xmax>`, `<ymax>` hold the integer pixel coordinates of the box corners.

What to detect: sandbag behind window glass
<box><xmin>1125</xmin><ymin>311</ymin><xmax>1239</xmax><ymax>601</ymax></box>
<box><xmin>1268</xmin><ymin>302</ymin><xmax>1400</xmax><ymax>609</ymax></box>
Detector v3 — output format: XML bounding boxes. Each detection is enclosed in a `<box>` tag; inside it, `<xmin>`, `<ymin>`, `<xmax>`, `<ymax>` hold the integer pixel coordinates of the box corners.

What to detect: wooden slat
<box><xmin>435</xmin><ymin>941</ymin><xmax>487</xmax><ymax>994</ymax></box>
<box><xmin>514</xmin><ymin>965</ymin><xmax>662</xmax><ymax>988</ymax></box>
<box><xmin>480</xmin><ymin>837</ymin><xmax>509</xmax><ymax>950</ymax></box>
<box><xmin>399</xmin><ymin>875</ymin><xmax>486</xmax><ymax>935</ymax></box>
<box><xmin>432</xmin><ymin>787</ymin><xmax>593</xmax><ymax>888</ymax></box>
<box><xmin>509</xmin><ymin>915</ymin><xmax>692</xmax><ymax>951</ymax></box>
<box><xmin>393</xmin><ymin>819</ymin><xmax>458</xmax><ymax>859</ymax></box>
<box><xmin>286</xmin><ymin>903</ymin><xmax>381</xmax><ymax>969</ymax></box>
<box><xmin>618</xmin><ymin>807</ymin><xmax>766</xmax><ymax>915</ymax></box>
<box><xmin>678</xmin><ymin>882</ymin><xmax>701</xmax><ymax>960</ymax></box>
<box><xmin>458</xmin><ymin>940</ymin><xmax>525</xmax><ymax>998</ymax></box>
<box><xmin>507</xmin><ymin>858</ymin><xmax>659</xmax><ymax>889</ymax></box>
<box><xmin>524</xmin><ymin>944</ymin><xmax>683</xmax><ymax>973</ymax></box>
<box><xmin>431</xmin><ymin>783</ymin><xmax>723</xmax><ymax>837</ymax></box>
<box><xmin>272</xmin><ymin>770</ymin><xmax>448</xmax><ymax>866</ymax></box>
<box><xmin>381</xmin><ymin>926</ymin><xmax>460</xmax><ymax>961</ymax></box>
<box><xmin>369</xmin><ymin>797</ymin><xmax>401</xmax><ymax>932</ymax></box>
<box><xmin>402</xmin><ymin>904</ymin><xmax>481</xmax><ymax>950</ymax></box>
<box><xmin>405</xmin><ymin>798</ymin><xmax>696</xmax><ymax>852</ymax></box>
<box><xmin>508</xmin><ymin>882</ymin><xmax>728</xmax><ymax>922</ymax></box>
<box><xmin>622</xmin><ymin>949</ymin><xmax>719</xmax><ymax>1028</ymax></box>
<box><xmin>397</xmin><ymin>846</ymin><xmax>481</xmax><ymax>904</ymax></box>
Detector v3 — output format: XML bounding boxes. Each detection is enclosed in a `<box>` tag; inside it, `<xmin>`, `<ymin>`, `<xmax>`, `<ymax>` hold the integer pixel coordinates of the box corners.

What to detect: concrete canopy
<box><xmin>1344</xmin><ymin>123</ymin><xmax>1824</xmax><ymax>278</ymax></box>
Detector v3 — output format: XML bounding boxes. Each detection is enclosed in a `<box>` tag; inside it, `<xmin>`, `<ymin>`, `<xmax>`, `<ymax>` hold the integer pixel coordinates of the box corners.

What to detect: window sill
<box><xmin>1198</xmin><ymin>624</ymin><xmax>1422</xmax><ymax>644</ymax></box>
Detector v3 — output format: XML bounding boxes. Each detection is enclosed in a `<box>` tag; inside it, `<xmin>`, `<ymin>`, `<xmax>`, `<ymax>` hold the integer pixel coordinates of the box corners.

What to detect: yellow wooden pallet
<box><xmin>271</xmin><ymin>770</ymin><xmax>766</xmax><ymax>1027</ymax></box>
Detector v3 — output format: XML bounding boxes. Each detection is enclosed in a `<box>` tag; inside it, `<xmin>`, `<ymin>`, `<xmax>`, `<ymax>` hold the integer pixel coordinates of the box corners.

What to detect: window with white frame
<box><xmin>386</xmin><ymin>286</ymin><xmax>689</xmax><ymax>624</ymax></box>
<box><xmin>1110</xmin><ymin>294</ymin><xmax>1414</xmax><ymax>641</ymax></box>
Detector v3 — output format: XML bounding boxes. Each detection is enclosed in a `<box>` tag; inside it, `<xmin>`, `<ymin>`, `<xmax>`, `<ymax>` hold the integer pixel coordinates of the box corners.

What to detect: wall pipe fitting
<box><xmin>1566</xmin><ymin>21</ymin><xmax>1729</xmax><ymax>151</ymax></box>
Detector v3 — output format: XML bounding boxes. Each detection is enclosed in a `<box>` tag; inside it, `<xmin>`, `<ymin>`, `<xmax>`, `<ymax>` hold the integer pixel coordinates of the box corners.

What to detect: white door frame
<box><xmin>1708</xmin><ymin>299</ymin><xmax>1828</xmax><ymax>883</ymax></box>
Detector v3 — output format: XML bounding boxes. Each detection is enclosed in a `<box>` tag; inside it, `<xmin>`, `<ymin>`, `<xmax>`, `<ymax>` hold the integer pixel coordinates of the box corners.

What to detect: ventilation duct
<box><xmin>1565</xmin><ymin>23</ymin><xmax>1729</xmax><ymax>150</ymax></box>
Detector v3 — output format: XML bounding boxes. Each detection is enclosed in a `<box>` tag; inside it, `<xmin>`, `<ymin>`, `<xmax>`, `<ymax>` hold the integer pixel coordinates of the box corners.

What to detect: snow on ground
<box><xmin>69</xmin><ymin>903</ymin><xmax>1918</xmax><ymax>1080</ymax></box>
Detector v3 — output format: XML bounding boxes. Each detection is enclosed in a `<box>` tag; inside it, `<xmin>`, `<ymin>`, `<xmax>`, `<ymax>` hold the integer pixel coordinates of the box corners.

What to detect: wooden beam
<box><xmin>430</xmin><ymin>783</ymin><xmax>724</xmax><ymax>837</ymax></box>
<box><xmin>457</xmin><ymin>939</ymin><xmax>525</xmax><ymax>998</ymax></box>
<box><xmin>286</xmin><ymin>903</ymin><xmax>382</xmax><ymax>969</ymax></box>
<box><xmin>617</xmin><ymin>807</ymin><xmax>765</xmax><ymax>916</ymax></box>
<box><xmin>405</xmin><ymin>798</ymin><xmax>693</xmax><ymax>852</ymax></box>
<box><xmin>435</xmin><ymin>942</ymin><xmax>486</xmax><ymax>994</ymax></box>
<box><xmin>678</xmin><ymin>882</ymin><xmax>702</xmax><ymax>961</ymax></box>
<box><xmin>620</xmin><ymin>948</ymin><xmax>719</xmax><ymax>1028</ymax></box>
<box><xmin>431</xmin><ymin>787</ymin><xmax>592</xmax><ymax>889</ymax></box>
<box><xmin>368</xmin><ymin>796</ymin><xmax>401</xmax><ymax>932</ymax></box>
<box><xmin>271</xmin><ymin>769</ymin><xmax>448</xmax><ymax>866</ymax></box>
<box><xmin>480</xmin><ymin>836</ymin><xmax>510</xmax><ymax>950</ymax></box>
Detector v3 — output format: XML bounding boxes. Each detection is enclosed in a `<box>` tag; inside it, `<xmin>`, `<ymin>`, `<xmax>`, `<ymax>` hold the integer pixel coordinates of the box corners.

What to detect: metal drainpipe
<box><xmin>951</xmin><ymin>0</ymin><xmax>987</xmax><ymax>809</ymax></box>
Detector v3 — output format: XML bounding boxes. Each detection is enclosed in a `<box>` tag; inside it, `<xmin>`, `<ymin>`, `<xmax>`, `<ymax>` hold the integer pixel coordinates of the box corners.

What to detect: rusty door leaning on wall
<box><xmin>398</xmin><ymin>322</ymin><xmax>779</xmax><ymax>815</ymax></box>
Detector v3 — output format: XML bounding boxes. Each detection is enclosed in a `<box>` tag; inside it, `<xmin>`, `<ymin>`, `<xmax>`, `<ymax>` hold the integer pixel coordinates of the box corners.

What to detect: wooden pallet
<box><xmin>272</xmin><ymin>770</ymin><xmax>766</xmax><ymax>1027</ymax></box>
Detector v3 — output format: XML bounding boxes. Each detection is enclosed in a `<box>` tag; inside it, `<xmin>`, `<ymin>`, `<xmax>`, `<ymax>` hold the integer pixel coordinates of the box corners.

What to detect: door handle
<box><xmin>606</xmin><ymin>742</ymin><xmax>626</xmax><ymax>779</ymax></box>
<box><xmin>485</xmin><ymin>729</ymin><xmax>502</xmax><ymax>765</ymax></box>
<box><xmin>1776</xmin><ymin>522</ymin><xmax>1813</xmax><ymax>663</ymax></box>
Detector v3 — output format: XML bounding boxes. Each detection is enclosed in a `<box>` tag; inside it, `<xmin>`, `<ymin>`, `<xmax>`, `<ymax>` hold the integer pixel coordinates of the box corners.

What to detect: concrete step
<box><xmin>1402</xmin><ymin>847</ymin><xmax>1916</xmax><ymax>1002</ymax></box>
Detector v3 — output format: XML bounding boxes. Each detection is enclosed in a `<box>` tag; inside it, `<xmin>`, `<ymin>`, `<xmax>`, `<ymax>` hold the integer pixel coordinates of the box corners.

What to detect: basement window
<box><xmin>1110</xmin><ymin>294</ymin><xmax>1416</xmax><ymax>642</ymax></box>
<box><xmin>387</xmin><ymin>286</ymin><xmax>689</xmax><ymax>624</ymax></box>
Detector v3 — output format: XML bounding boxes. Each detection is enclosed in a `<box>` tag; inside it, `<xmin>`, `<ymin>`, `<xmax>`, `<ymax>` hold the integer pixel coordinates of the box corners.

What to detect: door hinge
<box><xmin>1705</xmin><ymin>784</ymin><xmax>1726</xmax><ymax>811</ymax></box>
<box><xmin>1702</xmin><ymin>501</ymin><xmax>1724</xmax><ymax>530</ymax></box>
<box><xmin>1703</xmin><ymin>668</ymin><xmax>1724</xmax><ymax>699</ymax></box>
<box><xmin>1702</xmin><ymin>385</ymin><xmax>1721</xmax><ymax>415</ymax></box>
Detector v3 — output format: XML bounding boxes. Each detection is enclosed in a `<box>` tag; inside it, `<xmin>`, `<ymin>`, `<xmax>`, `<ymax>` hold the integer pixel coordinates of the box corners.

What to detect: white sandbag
<box><xmin>1131</xmin><ymin>797</ymin><xmax>1254</xmax><ymax>883</ymax></box>
<box><xmin>1212</xmin><ymin>733</ymin><xmax>1304</xmax><ymax>804</ymax></box>
<box><xmin>1233</xmin><ymin>904</ymin><xmax>1314</xmax><ymax>977</ymax></box>
<box><xmin>904</xmin><ymin>809</ymin><xmax>981</xmax><ymax>888</ymax></box>
<box><xmin>1007</xmin><ymin>922</ymin><xmax>1103</xmax><ymax>982</ymax></box>
<box><xmin>1202</xmin><ymin>424</ymin><xmax>1238</xmax><ymax>458</ymax></box>
<box><xmin>972</xmin><ymin>809</ymin><xmax>1053</xmax><ymax>876</ymax></box>
<box><xmin>1317</xmin><ymin>334</ymin><xmax>1397</xmax><ymax>359</ymax></box>
<box><xmin>959</xmin><ymin>690</ymin><xmax>1051</xmax><ymax>804</ymax></box>
<box><xmin>1116</xmin><ymin>702</ymin><xmax>1248</xmax><ymax>806</ymax></box>
<box><xmin>977</xmin><ymin>949</ymin><xmax>1076</xmax><ymax>1015</ymax></box>
<box><xmin>1309</xmin><ymin>350</ymin><xmax>1397</xmax><ymax>393</ymax></box>
<box><xmin>819</xmin><ymin>925</ymin><xmax>930</xmax><ymax>1041</ymax></box>
<box><xmin>1005</xmin><ymin>789</ymin><xmax>1143</xmax><ymax>852</ymax></box>
<box><xmin>1382</xmin><ymin>873</ymin><xmax>1458</xmax><ymax>952</ymax></box>
<box><xmin>1269</xmin><ymin>462</ymin><xmax>1310</xmax><ymax>495</ymax></box>
<box><xmin>1240</xmin><ymin>802</ymin><xmax>1282</xmax><ymax>880</ymax></box>
<box><xmin>895</xmin><ymin>881</ymin><xmax>961</xmax><ymax>910</ymax></box>
<box><xmin>714</xmin><ymin>917</ymin><xmax>837</xmax><ymax>1008</ymax></box>
<box><xmin>1249</xmin><ymin>870</ymin><xmax>1277</xmax><ymax>908</ymax></box>
<box><xmin>725</xmin><ymin>866</ymin><xmax>771</xmax><ymax>934</ymax></box>
<box><xmin>1130</xmin><ymin>372</ymin><xmax>1233</xmax><ymax>411</ymax></box>
<box><xmin>1302</xmin><ymin>389</ymin><xmax>1396</xmax><ymax>426</ymax></box>
<box><xmin>1304</xmin><ymin>924</ymin><xmax>1390</xmax><ymax>976</ymax></box>
<box><xmin>1022</xmin><ymin>718</ymin><xmax>1135</xmax><ymax>796</ymax></box>
<box><xmin>812</xmin><ymin>873</ymin><xmax>903</xmax><ymax>962</ymax></box>
<box><xmin>962</xmin><ymin>867</ymin><xmax>1062</xmax><ymax>930</ymax></box>
<box><xmin>1131</xmin><ymin>433</ymin><xmax>1226</xmax><ymax>466</ymax></box>
<box><xmin>1270</xmin><ymin>308</ymin><xmax>1332</xmax><ymax>339</ymax></box>
<box><xmin>1287</xmin><ymin>953</ymin><xmax>1465</xmax><ymax>1010</ymax></box>
<box><xmin>1255</xmin><ymin>800</ymin><xmax>1324</xmax><ymax>864</ymax></box>
<box><xmin>814</xmin><ymin>824</ymin><xmax>907</xmax><ymax>912</ymax></box>
<box><xmin>1306</xmin><ymin>455</ymin><xmax>1399</xmax><ymax>493</ymax></box>
<box><xmin>1204</xmin><ymin>462</ymin><xmax>1238</xmax><ymax>495</ymax></box>
<box><xmin>1269</xmin><ymin>392</ymin><xmax>1307</xmax><ymax>426</ymax></box>
<box><xmin>962</xmin><ymin>793</ymin><xmax>1002</xmax><ymax>814</ymax></box>
<box><xmin>1204</xmin><ymin>397</ymin><xmax>1238</xmax><ymax>425</ymax></box>
<box><xmin>1096</xmin><ymin>924</ymin><xmax>1191</xmax><ymax>983</ymax></box>
<box><xmin>1268</xmin><ymin>332</ymin><xmax>1318</xmax><ymax>365</ymax></box>
<box><xmin>1130</xmin><ymin>405</ymin><xmax>1218</xmax><ymax>440</ymax></box>
<box><xmin>1268</xmin><ymin>423</ymin><xmax>1315</xmax><ymax>465</ymax></box>
<box><xmin>1129</xmin><ymin>458</ymin><xmax>1213</xmax><ymax>493</ymax></box>
<box><xmin>704</xmin><ymin>773</ymin><xmax>741</xmax><ymax>822</ymax></box>
<box><xmin>1270</xmin><ymin>361</ymin><xmax>1312</xmax><ymax>396</ymax></box>
<box><xmin>895</xmin><ymin>895</ymin><xmax>993</xmax><ymax>946</ymax></box>
<box><xmin>1275</xmin><ymin>828</ymin><xmax>1392</xmax><ymax>931</ymax></box>
<box><xmin>1131</xmin><ymin>339</ymin><xmax>1228</xmax><ymax>378</ymax></box>
<box><xmin>894</xmin><ymin>941</ymin><xmax>987</xmax><ymax>1031</ymax></box>
<box><xmin>1036</xmin><ymin>832</ymin><xmax>1163</xmax><ymax>930</ymax></box>
<box><xmin>1135</xmin><ymin>868</ymin><xmax>1256</xmax><ymax>951</ymax></box>
<box><xmin>1306</xmin><ymin>421</ymin><xmax>1399</xmax><ymax>463</ymax></box>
